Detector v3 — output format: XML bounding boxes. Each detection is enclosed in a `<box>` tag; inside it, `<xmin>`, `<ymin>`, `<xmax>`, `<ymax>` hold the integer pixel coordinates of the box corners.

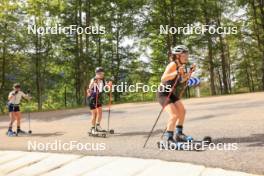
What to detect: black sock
<box><xmin>8</xmin><ymin>127</ymin><xmax>12</xmax><ymax>131</ymax></box>
<box><xmin>165</xmin><ymin>131</ymin><xmax>174</xmax><ymax>140</ymax></box>
<box><xmin>17</xmin><ymin>126</ymin><xmax>20</xmax><ymax>131</ymax></box>
<box><xmin>176</xmin><ymin>125</ymin><xmax>183</xmax><ymax>134</ymax></box>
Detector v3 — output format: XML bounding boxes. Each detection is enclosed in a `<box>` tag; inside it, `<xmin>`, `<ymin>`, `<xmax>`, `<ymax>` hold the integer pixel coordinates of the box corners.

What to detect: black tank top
<box><xmin>160</xmin><ymin>62</ymin><xmax>184</xmax><ymax>95</ymax></box>
<box><xmin>90</xmin><ymin>77</ymin><xmax>106</xmax><ymax>98</ymax></box>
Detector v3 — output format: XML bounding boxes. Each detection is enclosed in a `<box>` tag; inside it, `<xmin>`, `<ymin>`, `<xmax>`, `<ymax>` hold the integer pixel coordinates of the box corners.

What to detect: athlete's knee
<box><xmin>182</xmin><ymin>108</ymin><xmax>186</xmax><ymax>116</ymax></box>
<box><xmin>169</xmin><ymin>115</ymin><xmax>178</xmax><ymax>122</ymax></box>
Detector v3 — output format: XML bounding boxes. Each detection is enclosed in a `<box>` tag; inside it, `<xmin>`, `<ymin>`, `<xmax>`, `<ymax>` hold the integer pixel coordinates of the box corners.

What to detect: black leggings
<box><xmin>88</xmin><ymin>96</ymin><xmax>102</xmax><ymax>110</ymax></box>
<box><xmin>157</xmin><ymin>92</ymin><xmax>179</xmax><ymax>107</ymax></box>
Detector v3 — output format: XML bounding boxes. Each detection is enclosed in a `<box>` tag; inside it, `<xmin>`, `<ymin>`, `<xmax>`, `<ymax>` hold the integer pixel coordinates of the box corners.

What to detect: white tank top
<box><xmin>8</xmin><ymin>91</ymin><xmax>26</xmax><ymax>104</ymax></box>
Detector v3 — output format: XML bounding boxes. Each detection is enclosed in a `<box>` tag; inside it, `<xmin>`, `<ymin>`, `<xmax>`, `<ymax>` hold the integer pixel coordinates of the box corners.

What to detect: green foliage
<box><xmin>0</xmin><ymin>0</ymin><xmax>264</xmax><ymax>113</ymax></box>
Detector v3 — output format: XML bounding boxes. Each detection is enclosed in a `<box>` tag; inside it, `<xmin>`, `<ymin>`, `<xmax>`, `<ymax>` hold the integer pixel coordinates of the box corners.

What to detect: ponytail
<box><xmin>169</xmin><ymin>54</ymin><xmax>180</xmax><ymax>62</ymax></box>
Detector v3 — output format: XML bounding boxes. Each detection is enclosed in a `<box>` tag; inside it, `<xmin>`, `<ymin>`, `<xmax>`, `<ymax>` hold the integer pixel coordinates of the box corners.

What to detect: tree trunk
<box><xmin>215</xmin><ymin>1</ymin><xmax>229</xmax><ymax>94</ymax></box>
<box><xmin>169</xmin><ymin>0</ymin><xmax>176</xmax><ymax>46</ymax></box>
<box><xmin>114</xmin><ymin>26</ymin><xmax>121</xmax><ymax>101</ymax></box>
<box><xmin>226</xmin><ymin>44</ymin><xmax>232</xmax><ymax>93</ymax></box>
<box><xmin>0</xmin><ymin>25</ymin><xmax>7</xmax><ymax>92</ymax></box>
<box><xmin>203</xmin><ymin>0</ymin><xmax>216</xmax><ymax>95</ymax></box>
<box><xmin>84</xmin><ymin>0</ymin><xmax>91</xmax><ymax>105</ymax></box>
<box><xmin>98</xmin><ymin>37</ymin><xmax>102</xmax><ymax>65</ymax></box>
<box><xmin>217</xmin><ymin>68</ymin><xmax>223</xmax><ymax>94</ymax></box>
<box><xmin>251</xmin><ymin>0</ymin><xmax>264</xmax><ymax>90</ymax></box>
<box><xmin>35</xmin><ymin>31</ymin><xmax>42</xmax><ymax>111</ymax></box>
<box><xmin>218</xmin><ymin>23</ymin><xmax>229</xmax><ymax>94</ymax></box>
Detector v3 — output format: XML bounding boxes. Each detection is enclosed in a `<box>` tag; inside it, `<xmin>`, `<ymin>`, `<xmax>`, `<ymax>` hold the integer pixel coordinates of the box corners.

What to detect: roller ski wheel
<box><xmin>16</xmin><ymin>129</ymin><xmax>31</xmax><ymax>136</ymax></box>
<box><xmin>175</xmin><ymin>133</ymin><xmax>193</xmax><ymax>142</ymax></box>
<box><xmin>88</xmin><ymin>131</ymin><xmax>107</xmax><ymax>138</ymax></box>
<box><xmin>203</xmin><ymin>136</ymin><xmax>212</xmax><ymax>145</ymax></box>
<box><xmin>109</xmin><ymin>129</ymin><xmax>114</xmax><ymax>134</ymax></box>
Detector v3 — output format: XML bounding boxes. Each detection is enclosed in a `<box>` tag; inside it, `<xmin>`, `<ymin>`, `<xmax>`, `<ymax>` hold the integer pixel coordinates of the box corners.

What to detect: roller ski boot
<box><xmin>16</xmin><ymin>129</ymin><xmax>28</xmax><ymax>136</ymax></box>
<box><xmin>158</xmin><ymin>131</ymin><xmax>203</xmax><ymax>151</ymax></box>
<box><xmin>88</xmin><ymin>125</ymin><xmax>107</xmax><ymax>138</ymax></box>
<box><xmin>157</xmin><ymin>131</ymin><xmax>186</xmax><ymax>150</ymax></box>
<box><xmin>176</xmin><ymin>133</ymin><xmax>212</xmax><ymax>150</ymax></box>
<box><xmin>6</xmin><ymin>129</ymin><xmax>16</xmax><ymax>137</ymax></box>
<box><xmin>176</xmin><ymin>133</ymin><xmax>193</xmax><ymax>142</ymax></box>
<box><xmin>95</xmin><ymin>124</ymin><xmax>107</xmax><ymax>133</ymax></box>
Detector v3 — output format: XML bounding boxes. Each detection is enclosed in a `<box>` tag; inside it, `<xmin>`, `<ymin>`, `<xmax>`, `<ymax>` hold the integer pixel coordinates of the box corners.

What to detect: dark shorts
<box><xmin>8</xmin><ymin>104</ymin><xmax>20</xmax><ymax>112</ymax></box>
<box><xmin>87</xmin><ymin>96</ymin><xmax>102</xmax><ymax>110</ymax></box>
<box><xmin>157</xmin><ymin>92</ymin><xmax>180</xmax><ymax>107</ymax></box>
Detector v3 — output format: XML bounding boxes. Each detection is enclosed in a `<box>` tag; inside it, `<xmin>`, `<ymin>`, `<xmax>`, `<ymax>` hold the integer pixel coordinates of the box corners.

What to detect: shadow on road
<box><xmin>115</xmin><ymin>129</ymin><xmax>163</xmax><ymax>137</ymax></box>
<box><xmin>20</xmin><ymin>132</ymin><xmax>65</xmax><ymax>138</ymax></box>
<box><xmin>213</xmin><ymin>133</ymin><xmax>264</xmax><ymax>147</ymax></box>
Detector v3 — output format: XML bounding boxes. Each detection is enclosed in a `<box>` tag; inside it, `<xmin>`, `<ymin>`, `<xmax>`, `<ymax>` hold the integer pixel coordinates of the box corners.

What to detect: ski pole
<box><xmin>28</xmin><ymin>107</ymin><xmax>31</xmax><ymax>134</ymax></box>
<box><xmin>143</xmin><ymin>73</ymin><xmax>181</xmax><ymax>148</ymax></box>
<box><xmin>107</xmin><ymin>90</ymin><xmax>112</xmax><ymax>132</ymax></box>
<box><xmin>27</xmin><ymin>90</ymin><xmax>32</xmax><ymax>134</ymax></box>
<box><xmin>178</xmin><ymin>66</ymin><xmax>195</xmax><ymax>98</ymax></box>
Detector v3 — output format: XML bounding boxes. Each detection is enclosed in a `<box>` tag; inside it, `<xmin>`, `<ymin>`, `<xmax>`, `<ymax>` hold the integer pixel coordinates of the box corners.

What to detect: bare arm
<box><xmin>161</xmin><ymin>62</ymin><xmax>178</xmax><ymax>83</ymax></box>
<box><xmin>87</xmin><ymin>79</ymin><xmax>95</xmax><ymax>96</ymax></box>
<box><xmin>180</xmin><ymin>63</ymin><xmax>196</xmax><ymax>82</ymax></box>
<box><xmin>8</xmin><ymin>92</ymin><xmax>15</xmax><ymax>101</ymax></box>
<box><xmin>22</xmin><ymin>92</ymin><xmax>31</xmax><ymax>100</ymax></box>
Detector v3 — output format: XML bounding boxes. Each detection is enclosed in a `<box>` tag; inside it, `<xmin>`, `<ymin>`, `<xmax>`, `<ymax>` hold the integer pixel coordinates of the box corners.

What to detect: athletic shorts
<box><xmin>8</xmin><ymin>104</ymin><xmax>20</xmax><ymax>112</ymax></box>
<box><xmin>156</xmin><ymin>91</ymin><xmax>179</xmax><ymax>107</ymax></box>
<box><xmin>87</xmin><ymin>96</ymin><xmax>102</xmax><ymax>110</ymax></box>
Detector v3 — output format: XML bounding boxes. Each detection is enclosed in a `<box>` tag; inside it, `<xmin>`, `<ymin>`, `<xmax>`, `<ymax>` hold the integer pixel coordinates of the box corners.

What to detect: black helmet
<box><xmin>95</xmin><ymin>67</ymin><xmax>104</xmax><ymax>73</ymax></box>
<box><xmin>171</xmin><ymin>45</ymin><xmax>189</xmax><ymax>54</ymax></box>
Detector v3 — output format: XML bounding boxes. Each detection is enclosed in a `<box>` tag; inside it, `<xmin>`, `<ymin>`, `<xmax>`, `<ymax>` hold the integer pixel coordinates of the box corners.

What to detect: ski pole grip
<box><xmin>190</xmin><ymin>64</ymin><xmax>196</xmax><ymax>72</ymax></box>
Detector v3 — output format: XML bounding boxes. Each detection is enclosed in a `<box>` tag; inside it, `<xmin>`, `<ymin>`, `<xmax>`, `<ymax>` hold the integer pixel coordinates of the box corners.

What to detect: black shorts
<box><xmin>157</xmin><ymin>92</ymin><xmax>179</xmax><ymax>107</ymax></box>
<box><xmin>8</xmin><ymin>104</ymin><xmax>20</xmax><ymax>112</ymax></box>
<box><xmin>87</xmin><ymin>96</ymin><xmax>102</xmax><ymax>110</ymax></box>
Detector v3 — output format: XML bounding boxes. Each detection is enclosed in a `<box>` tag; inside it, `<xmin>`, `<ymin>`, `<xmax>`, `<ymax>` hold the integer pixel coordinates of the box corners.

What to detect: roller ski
<box><xmin>88</xmin><ymin>125</ymin><xmax>107</xmax><ymax>138</ymax></box>
<box><xmin>157</xmin><ymin>131</ymin><xmax>201</xmax><ymax>151</ymax></box>
<box><xmin>158</xmin><ymin>132</ymin><xmax>212</xmax><ymax>151</ymax></box>
<box><xmin>157</xmin><ymin>140</ymin><xmax>203</xmax><ymax>151</ymax></box>
<box><xmin>16</xmin><ymin>129</ymin><xmax>32</xmax><ymax>136</ymax></box>
<box><xmin>107</xmin><ymin>129</ymin><xmax>115</xmax><ymax>134</ymax></box>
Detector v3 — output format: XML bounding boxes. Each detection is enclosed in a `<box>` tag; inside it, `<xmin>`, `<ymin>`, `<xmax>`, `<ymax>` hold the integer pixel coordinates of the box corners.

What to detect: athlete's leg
<box><xmin>163</xmin><ymin>103</ymin><xmax>179</xmax><ymax>141</ymax></box>
<box><xmin>8</xmin><ymin>112</ymin><xmax>16</xmax><ymax>129</ymax></box>
<box><xmin>95</xmin><ymin>106</ymin><xmax>106</xmax><ymax>132</ymax></box>
<box><xmin>91</xmin><ymin>109</ymin><xmax>97</xmax><ymax>127</ymax></box>
<box><xmin>7</xmin><ymin>112</ymin><xmax>16</xmax><ymax>136</ymax></box>
<box><xmin>174</xmin><ymin>100</ymin><xmax>186</xmax><ymax>126</ymax></box>
<box><xmin>14</xmin><ymin>111</ymin><xmax>21</xmax><ymax>131</ymax></box>
<box><xmin>174</xmin><ymin>101</ymin><xmax>192</xmax><ymax>141</ymax></box>
<box><xmin>96</xmin><ymin>106</ymin><xmax>103</xmax><ymax>124</ymax></box>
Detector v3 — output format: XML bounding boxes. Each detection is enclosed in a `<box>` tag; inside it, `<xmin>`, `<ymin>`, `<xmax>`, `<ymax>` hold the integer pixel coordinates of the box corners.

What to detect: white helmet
<box><xmin>171</xmin><ymin>45</ymin><xmax>189</xmax><ymax>54</ymax></box>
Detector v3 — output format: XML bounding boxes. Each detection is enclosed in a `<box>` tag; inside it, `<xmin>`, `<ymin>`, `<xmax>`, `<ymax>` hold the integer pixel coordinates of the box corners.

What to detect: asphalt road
<box><xmin>1</xmin><ymin>92</ymin><xmax>264</xmax><ymax>175</ymax></box>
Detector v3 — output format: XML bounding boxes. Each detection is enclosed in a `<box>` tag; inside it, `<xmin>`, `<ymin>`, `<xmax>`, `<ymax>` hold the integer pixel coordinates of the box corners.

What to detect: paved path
<box><xmin>0</xmin><ymin>151</ymin><xmax>261</xmax><ymax>176</ymax></box>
